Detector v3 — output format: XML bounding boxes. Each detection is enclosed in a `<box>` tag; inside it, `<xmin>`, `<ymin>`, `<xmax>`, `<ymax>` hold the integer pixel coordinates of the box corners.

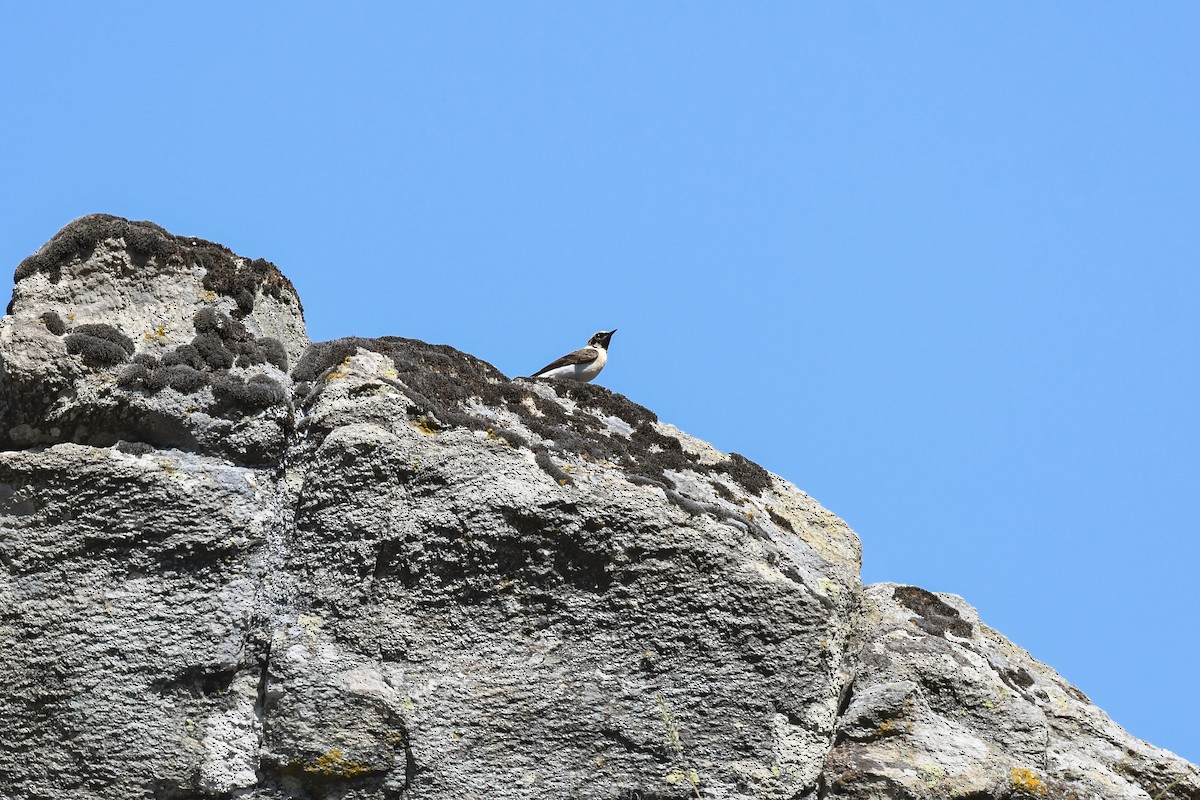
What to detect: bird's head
<box><xmin>588</xmin><ymin>329</ymin><xmax>617</xmax><ymax>349</ymax></box>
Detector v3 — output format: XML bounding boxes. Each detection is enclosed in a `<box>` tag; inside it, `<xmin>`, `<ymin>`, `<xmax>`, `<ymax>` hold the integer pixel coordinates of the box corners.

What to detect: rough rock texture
<box><xmin>0</xmin><ymin>217</ymin><xmax>1196</xmax><ymax>800</ymax></box>
<box><xmin>825</xmin><ymin>586</ymin><xmax>1198</xmax><ymax>799</ymax></box>
<box><xmin>0</xmin><ymin>214</ymin><xmax>305</xmax><ymax>464</ymax></box>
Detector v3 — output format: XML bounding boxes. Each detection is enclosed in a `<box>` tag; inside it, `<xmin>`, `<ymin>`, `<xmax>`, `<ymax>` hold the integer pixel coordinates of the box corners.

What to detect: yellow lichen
<box><xmin>144</xmin><ymin>323</ymin><xmax>169</xmax><ymax>341</ymax></box>
<box><xmin>656</xmin><ymin>693</ymin><xmax>702</xmax><ymax>798</ymax></box>
<box><xmin>305</xmin><ymin>748</ymin><xmax>367</xmax><ymax>778</ymax></box>
<box><xmin>666</xmin><ymin>768</ymin><xmax>701</xmax><ymax>787</ymax></box>
<box><xmin>486</xmin><ymin>428</ymin><xmax>512</xmax><ymax>447</ymax></box>
<box><xmin>917</xmin><ymin>763</ymin><xmax>944</xmax><ymax>787</ymax></box>
<box><xmin>1010</xmin><ymin>767</ymin><xmax>1048</xmax><ymax>797</ymax></box>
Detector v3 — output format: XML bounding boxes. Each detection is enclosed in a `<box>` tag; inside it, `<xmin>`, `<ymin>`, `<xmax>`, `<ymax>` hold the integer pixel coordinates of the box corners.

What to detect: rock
<box><xmin>0</xmin><ymin>217</ymin><xmax>1195</xmax><ymax>799</ymax></box>
<box><xmin>0</xmin><ymin>214</ymin><xmax>306</xmax><ymax>464</ymax></box>
<box><xmin>0</xmin><ymin>442</ymin><xmax>279</xmax><ymax>797</ymax></box>
<box><xmin>823</xmin><ymin>585</ymin><xmax>1199</xmax><ymax>800</ymax></box>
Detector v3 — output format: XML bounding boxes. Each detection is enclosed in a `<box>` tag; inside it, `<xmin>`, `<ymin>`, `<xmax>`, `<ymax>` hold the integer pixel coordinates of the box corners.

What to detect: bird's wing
<box><xmin>532</xmin><ymin>346</ymin><xmax>598</xmax><ymax>376</ymax></box>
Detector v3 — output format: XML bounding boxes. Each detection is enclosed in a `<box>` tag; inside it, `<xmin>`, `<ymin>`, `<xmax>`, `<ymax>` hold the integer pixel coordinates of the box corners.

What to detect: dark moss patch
<box><xmin>711</xmin><ymin>480</ymin><xmax>737</xmax><ymax>503</ymax></box>
<box><xmin>486</xmin><ymin>425</ymin><xmax>526</xmax><ymax>450</ymax></box>
<box><xmin>191</xmin><ymin>332</ymin><xmax>236</xmax><ymax>370</ymax></box>
<box><xmin>14</xmin><ymin>214</ymin><xmax>301</xmax><ymax>316</ymax></box>
<box><xmin>241</xmin><ymin>337</ymin><xmax>287</xmax><ymax>370</ymax></box>
<box><xmin>767</xmin><ymin>508</ymin><xmax>795</xmax><ymax>533</ymax></box>
<box><xmin>160</xmin><ymin>343</ymin><xmax>203</xmax><ymax>370</ymax></box>
<box><xmin>116</xmin><ymin>363</ymin><xmax>151</xmax><ymax>389</ymax></box>
<box><xmin>293</xmin><ymin>335</ymin><xmax>780</xmax><ymax>499</ymax></box>
<box><xmin>192</xmin><ymin>308</ymin><xmax>288</xmax><ymax>371</ymax></box>
<box><xmin>14</xmin><ymin>215</ymin><xmax>134</xmax><ymax>282</ymax></box>
<box><xmin>72</xmin><ymin>323</ymin><xmax>134</xmax><ymax>352</ymax></box>
<box><xmin>40</xmin><ymin>310</ymin><xmax>66</xmax><ymax>335</ymax></box>
<box><xmin>64</xmin><ymin>323</ymin><xmax>135</xmax><ymax>368</ymax></box>
<box><xmin>117</xmin><ymin>308</ymin><xmax>290</xmax><ymax>426</ymax></box>
<box><xmin>893</xmin><ymin>586</ymin><xmax>974</xmax><ymax>638</ymax></box>
<box><xmin>201</xmin><ymin>256</ymin><xmax>295</xmax><ymax>315</ymax></box>
<box><xmin>212</xmin><ymin>373</ymin><xmax>286</xmax><ymax>410</ymax></box>
<box><xmin>114</xmin><ymin>440</ymin><xmax>156</xmax><ymax>456</ymax></box>
<box><xmin>1001</xmin><ymin>666</ymin><xmax>1035</xmax><ymax>690</ymax></box>
<box><xmin>1065</xmin><ymin>684</ymin><xmax>1090</xmax><ymax>703</ymax></box>
<box><xmin>158</xmin><ymin>365</ymin><xmax>209</xmax><ymax>393</ymax></box>
<box><xmin>534</xmin><ymin>448</ymin><xmax>573</xmax><ymax>486</ymax></box>
<box><xmin>625</xmin><ymin>474</ymin><xmax>668</xmax><ymax>490</ymax></box>
<box><xmin>552</xmin><ymin>380</ymin><xmax>659</xmax><ymax>430</ymax></box>
<box><xmin>715</xmin><ymin>453</ymin><xmax>772</xmax><ymax>495</ymax></box>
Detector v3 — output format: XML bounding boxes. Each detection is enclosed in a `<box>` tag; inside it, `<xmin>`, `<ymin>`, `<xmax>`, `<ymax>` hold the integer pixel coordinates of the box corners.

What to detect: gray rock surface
<box><xmin>0</xmin><ymin>216</ymin><xmax>1195</xmax><ymax>799</ymax></box>
<box><xmin>1</xmin><ymin>214</ymin><xmax>305</xmax><ymax>464</ymax></box>
<box><xmin>824</xmin><ymin>585</ymin><xmax>1198</xmax><ymax>799</ymax></box>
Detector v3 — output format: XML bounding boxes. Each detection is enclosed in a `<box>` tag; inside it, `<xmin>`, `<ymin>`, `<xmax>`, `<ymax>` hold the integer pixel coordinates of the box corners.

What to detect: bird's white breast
<box><xmin>541</xmin><ymin>347</ymin><xmax>607</xmax><ymax>382</ymax></box>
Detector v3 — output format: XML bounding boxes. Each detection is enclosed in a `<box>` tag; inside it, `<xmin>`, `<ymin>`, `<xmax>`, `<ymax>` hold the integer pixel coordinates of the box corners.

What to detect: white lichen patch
<box><xmin>597</xmin><ymin>412</ymin><xmax>634</xmax><ymax>437</ymax></box>
<box><xmin>198</xmin><ymin>672</ymin><xmax>260</xmax><ymax>794</ymax></box>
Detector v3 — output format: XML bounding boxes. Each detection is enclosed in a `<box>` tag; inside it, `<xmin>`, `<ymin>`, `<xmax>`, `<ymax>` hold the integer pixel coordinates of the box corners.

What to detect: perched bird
<box><xmin>530</xmin><ymin>329</ymin><xmax>617</xmax><ymax>382</ymax></box>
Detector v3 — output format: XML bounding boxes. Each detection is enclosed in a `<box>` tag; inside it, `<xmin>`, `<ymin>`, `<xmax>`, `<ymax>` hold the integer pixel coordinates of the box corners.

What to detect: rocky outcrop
<box><xmin>0</xmin><ymin>215</ymin><xmax>305</xmax><ymax>464</ymax></box>
<box><xmin>0</xmin><ymin>216</ymin><xmax>1195</xmax><ymax>800</ymax></box>
<box><xmin>825</xmin><ymin>585</ymin><xmax>1197</xmax><ymax>799</ymax></box>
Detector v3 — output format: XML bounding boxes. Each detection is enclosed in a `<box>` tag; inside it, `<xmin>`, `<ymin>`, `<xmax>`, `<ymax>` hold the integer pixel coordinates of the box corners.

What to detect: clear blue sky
<box><xmin>2</xmin><ymin>3</ymin><xmax>1197</xmax><ymax>763</ymax></box>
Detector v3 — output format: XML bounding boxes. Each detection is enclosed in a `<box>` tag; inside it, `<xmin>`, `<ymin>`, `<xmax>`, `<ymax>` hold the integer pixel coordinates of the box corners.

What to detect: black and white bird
<box><xmin>529</xmin><ymin>329</ymin><xmax>617</xmax><ymax>382</ymax></box>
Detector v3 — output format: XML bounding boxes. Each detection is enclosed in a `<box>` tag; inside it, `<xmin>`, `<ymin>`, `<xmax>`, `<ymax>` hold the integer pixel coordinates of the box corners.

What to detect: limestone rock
<box><xmin>0</xmin><ymin>214</ymin><xmax>307</xmax><ymax>464</ymax></box>
<box><xmin>824</xmin><ymin>584</ymin><xmax>1199</xmax><ymax>800</ymax></box>
<box><xmin>0</xmin><ymin>217</ymin><xmax>1195</xmax><ymax>799</ymax></box>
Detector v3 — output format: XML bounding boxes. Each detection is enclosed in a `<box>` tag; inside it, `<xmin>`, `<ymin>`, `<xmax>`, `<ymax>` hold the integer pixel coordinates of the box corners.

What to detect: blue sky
<box><xmin>2</xmin><ymin>3</ymin><xmax>1197</xmax><ymax>763</ymax></box>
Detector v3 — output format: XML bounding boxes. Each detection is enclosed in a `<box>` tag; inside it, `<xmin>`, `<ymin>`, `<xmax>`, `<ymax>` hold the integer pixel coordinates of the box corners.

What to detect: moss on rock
<box><xmin>15</xmin><ymin>214</ymin><xmax>301</xmax><ymax>316</ymax></box>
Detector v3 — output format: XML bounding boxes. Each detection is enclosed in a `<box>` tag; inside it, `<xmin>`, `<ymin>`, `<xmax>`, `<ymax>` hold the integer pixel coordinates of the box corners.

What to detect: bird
<box><xmin>529</xmin><ymin>329</ymin><xmax>617</xmax><ymax>382</ymax></box>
